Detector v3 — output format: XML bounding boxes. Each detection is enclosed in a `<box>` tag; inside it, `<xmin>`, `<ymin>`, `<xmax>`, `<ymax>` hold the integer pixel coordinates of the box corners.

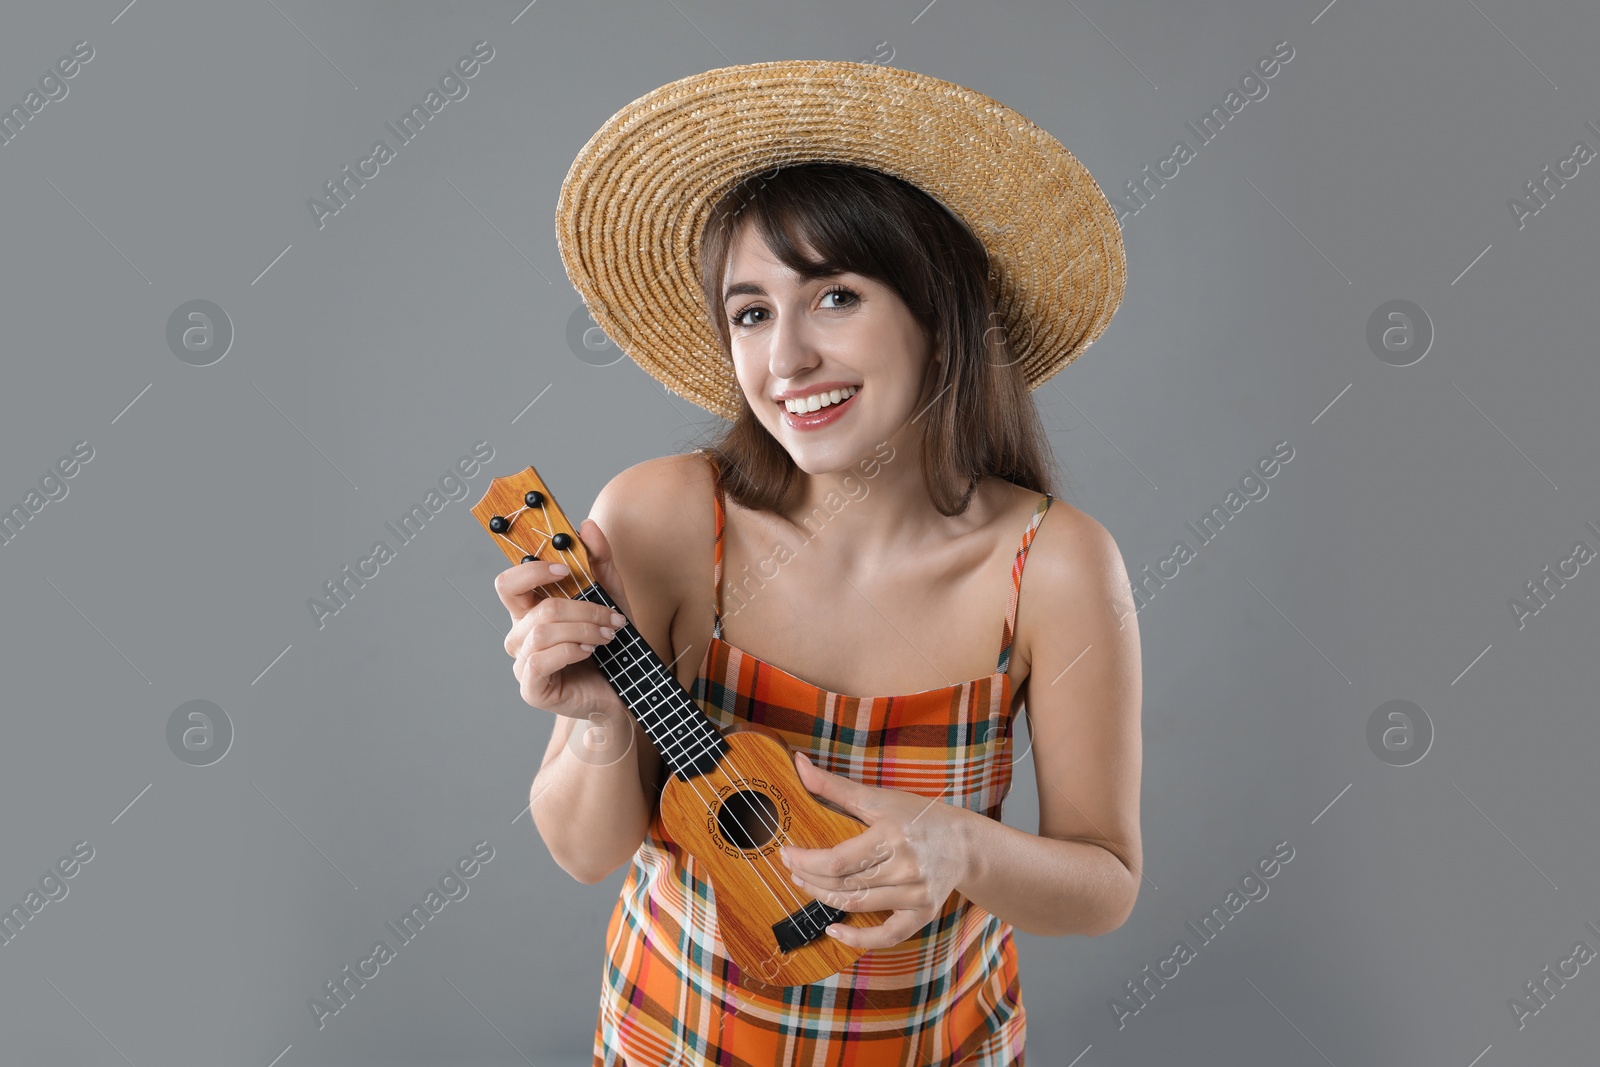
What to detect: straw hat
<box><xmin>554</xmin><ymin>59</ymin><xmax>1126</xmax><ymax>422</ymax></box>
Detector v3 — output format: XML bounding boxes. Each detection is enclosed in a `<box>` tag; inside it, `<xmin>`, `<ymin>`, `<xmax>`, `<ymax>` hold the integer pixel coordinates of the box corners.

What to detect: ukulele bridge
<box><xmin>773</xmin><ymin>900</ymin><xmax>849</xmax><ymax>954</ymax></box>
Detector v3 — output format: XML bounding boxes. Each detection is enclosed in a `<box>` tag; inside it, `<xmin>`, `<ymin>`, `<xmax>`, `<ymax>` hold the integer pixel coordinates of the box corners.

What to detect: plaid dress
<box><xmin>593</xmin><ymin>453</ymin><xmax>1052</xmax><ymax>1065</ymax></box>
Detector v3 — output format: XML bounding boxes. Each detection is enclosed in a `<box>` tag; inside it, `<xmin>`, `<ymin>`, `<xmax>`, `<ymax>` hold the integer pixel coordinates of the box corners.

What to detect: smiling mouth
<box><xmin>778</xmin><ymin>385</ymin><xmax>860</xmax><ymax>415</ymax></box>
<box><xmin>777</xmin><ymin>386</ymin><xmax>862</xmax><ymax>431</ymax></box>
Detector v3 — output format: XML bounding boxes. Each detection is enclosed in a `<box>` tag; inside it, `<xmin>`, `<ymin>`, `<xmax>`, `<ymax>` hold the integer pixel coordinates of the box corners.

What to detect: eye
<box><xmin>819</xmin><ymin>285</ymin><xmax>860</xmax><ymax>310</ymax></box>
<box><xmin>729</xmin><ymin>303</ymin><xmax>767</xmax><ymax>328</ymax></box>
<box><xmin>728</xmin><ymin>285</ymin><xmax>861</xmax><ymax>329</ymax></box>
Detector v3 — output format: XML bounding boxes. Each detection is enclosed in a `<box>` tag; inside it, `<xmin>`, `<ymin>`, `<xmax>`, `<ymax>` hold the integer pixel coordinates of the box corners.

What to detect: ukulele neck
<box><xmin>575</xmin><ymin>581</ymin><xmax>729</xmax><ymax>783</ymax></box>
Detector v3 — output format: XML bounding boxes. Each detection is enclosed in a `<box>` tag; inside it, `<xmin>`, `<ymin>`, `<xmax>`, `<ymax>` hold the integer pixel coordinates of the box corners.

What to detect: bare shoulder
<box><xmin>587</xmin><ymin>451</ymin><xmax>716</xmax><ymax>620</ymax></box>
<box><xmin>591</xmin><ymin>451</ymin><xmax>713</xmax><ymax>527</ymax></box>
<box><xmin>985</xmin><ymin>479</ymin><xmax>1124</xmax><ymax>585</ymax></box>
<box><xmin>1010</xmin><ymin>492</ymin><xmax>1139</xmax><ymax>680</ymax></box>
<box><xmin>1004</xmin><ymin>490</ymin><xmax>1144</xmax><ymax>921</ymax></box>
<box><xmin>1029</xmin><ymin>496</ymin><xmax>1127</xmax><ymax>591</ymax></box>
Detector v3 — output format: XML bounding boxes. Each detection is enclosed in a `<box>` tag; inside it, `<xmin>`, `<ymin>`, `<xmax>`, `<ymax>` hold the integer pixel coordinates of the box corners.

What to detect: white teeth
<box><xmin>784</xmin><ymin>385</ymin><xmax>857</xmax><ymax>414</ymax></box>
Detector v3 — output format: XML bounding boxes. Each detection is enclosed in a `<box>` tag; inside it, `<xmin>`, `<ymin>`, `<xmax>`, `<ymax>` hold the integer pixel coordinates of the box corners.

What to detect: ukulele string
<box><xmin>498</xmin><ymin>505</ymin><xmax>843</xmax><ymax>942</ymax></box>
<box><xmin>499</xmin><ymin>505</ymin><xmax>803</xmax><ymax>894</ymax></box>
<box><xmin>521</xmin><ymin>518</ymin><xmax>819</xmax><ymax>931</ymax></box>
<box><xmin>501</xmin><ymin>504</ymin><xmax>826</xmax><ymax>935</ymax></box>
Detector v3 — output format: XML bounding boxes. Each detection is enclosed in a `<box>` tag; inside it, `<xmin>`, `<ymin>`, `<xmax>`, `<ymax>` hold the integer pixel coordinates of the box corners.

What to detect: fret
<box><xmin>472</xmin><ymin>462</ymin><xmax>895</xmax><ymax>983</ymax></box>
<box><xmin>581</xmin><ymin>585</ymin><xmax>728</xmax><ymax>780</ymax></box>
<box><xmin>470</xmin><ymin>480</ymin><xmax>727</xmax><ymax>782</ymax></box>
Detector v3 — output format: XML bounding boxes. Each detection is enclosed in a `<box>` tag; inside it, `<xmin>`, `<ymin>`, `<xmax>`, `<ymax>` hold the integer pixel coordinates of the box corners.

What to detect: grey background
<box><xmin>2</xmin><ymin>1</ymin><xmax>1596</xmax><ymax>1064</ymax></box>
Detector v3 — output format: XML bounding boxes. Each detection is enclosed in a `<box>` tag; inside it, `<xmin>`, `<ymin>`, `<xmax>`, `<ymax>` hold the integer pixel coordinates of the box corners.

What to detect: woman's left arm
<box><xmin>951</xmin><ymin>507</ymin><xmax>1144</xmax><ymax>936</ymax></box>
<box><xmin>783</xmin><ymin>508</ymin><xmax>1143</xmax><ymax>943</ymax></box>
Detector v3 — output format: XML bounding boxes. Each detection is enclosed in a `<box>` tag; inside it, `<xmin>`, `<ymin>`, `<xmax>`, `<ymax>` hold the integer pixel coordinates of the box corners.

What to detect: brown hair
<box><xmin>693</xmin><ymin>162</ymin><xmax>1064</xmax><ymax>515</ymax></box>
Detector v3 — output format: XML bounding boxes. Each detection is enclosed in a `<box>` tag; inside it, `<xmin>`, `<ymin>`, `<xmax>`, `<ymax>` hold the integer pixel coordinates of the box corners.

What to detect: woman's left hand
<box><xmin>779</xmin><ymin>750</ymin><xmax>972</xmax><ymax>950</ymax></box>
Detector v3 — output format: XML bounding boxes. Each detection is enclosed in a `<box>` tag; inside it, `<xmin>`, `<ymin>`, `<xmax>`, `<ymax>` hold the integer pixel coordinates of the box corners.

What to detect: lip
<box><xmin>772</xmin><ymin>381</ymin><xmax>861</xmax><ymax>403</ymax></box>
<box><xmin>779</xmin><ymin>386</ymin><xmax>860</xmax><ymax>431</ymax></box>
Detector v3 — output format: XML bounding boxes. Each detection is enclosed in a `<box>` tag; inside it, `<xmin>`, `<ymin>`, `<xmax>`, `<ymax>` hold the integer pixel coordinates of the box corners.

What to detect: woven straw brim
<box><xmin>555</xmin><ymin>59</ymin><xmax>1127</xmax><ymax>422</ymax></box>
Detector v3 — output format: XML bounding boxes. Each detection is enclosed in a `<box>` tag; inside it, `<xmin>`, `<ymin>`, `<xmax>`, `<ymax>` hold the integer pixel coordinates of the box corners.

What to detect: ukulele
<box><xmin>472</xmin><ymin>464</ymin><xmax>894</xmax><ymax>987</ymax></box>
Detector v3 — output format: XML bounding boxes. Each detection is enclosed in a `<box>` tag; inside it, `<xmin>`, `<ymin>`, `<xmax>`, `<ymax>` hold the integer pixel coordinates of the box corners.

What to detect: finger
<box><xmin>516</xmin><ymin>635</ymin><xmax>598</xmax><ymax>695</ymax></box>
<box><xmin>576</xmin><ymin>518</ymin><xmax>634</xmax><ymax>620</ymax></box>
<box><xmin>508</xmin><ymin>598</ymin><xmax>627</xmax><ymax>656</ymax></box>
<box><xmin>519</xmin><ymin>651</ymin><xmax>589</xmax><ymax>711</ymax></box>
<box><xmin>792</xmin><ymin>750</ymin><xmax>875</xmax><ymax>821</ymax></box>
<box><xmin>505</xmin><ymin>611</ymin><xmax>537</xmax><ymax>657</ymax></box>
<box><xmin>824</xmin><ymin>909</ymin><xmax>934</xmax><ymax>951</ymax></box>
<box><xmin>548</xmin><ymin>519</ymin><xmax>606</xmax><ymax>591</ymax></box>
<box><xmin>793</xmin><ymin>871</ymin><xmax>926</xmax><ymax>914</ymax></box>
<box><xmin>781</xmin><ymin>831</ymin><xmax>895</xmax><ymax>883</ymax></box>
<box><xmin>793</xmin><ymin>851</ymin><xmax>901</xmax><ymax>896</ymax></box>
<box><xmin>521</xmin><ymin>633</ymin><xmax>603</xmax><ymax>684</ymax></box>
<box><xmin>577</xmin><ymin>518</ymin><xmax>610</xmax><ymax>563</ymax></box>
<box><xmin>494</xmin><ymin>559</ymin><xmax>579</xmax><ymax>621</ymax></box>
<box><xmin>518</xmin><ymin>615</ymin><xmax>624</xmax><ymax>659</ymax></box>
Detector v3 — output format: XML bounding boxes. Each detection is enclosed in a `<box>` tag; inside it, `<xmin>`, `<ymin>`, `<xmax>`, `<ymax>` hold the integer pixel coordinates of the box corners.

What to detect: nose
<box><xmin>765</xmin><ymin>302</ymin><xmax>823</xmax><ymax>382</ymax></box>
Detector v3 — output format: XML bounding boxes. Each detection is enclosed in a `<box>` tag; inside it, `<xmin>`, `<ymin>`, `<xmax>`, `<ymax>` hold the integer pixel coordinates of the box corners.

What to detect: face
<box><xmin>721</xmin><ymin>223</ymin><xmax>936</xmax><ymax>473</ymax></box>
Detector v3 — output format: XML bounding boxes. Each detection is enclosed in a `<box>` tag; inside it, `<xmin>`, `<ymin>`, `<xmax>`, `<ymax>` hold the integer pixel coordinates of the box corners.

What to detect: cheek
<box><xmin>730</xmin><ymin>356</ymin><xmax>760</xmax><ymax>399</ymax></box>
<box><xmin>733</xmin><ymin>364</ymin><xmax>776</xmax><ymax>420</ymax></box>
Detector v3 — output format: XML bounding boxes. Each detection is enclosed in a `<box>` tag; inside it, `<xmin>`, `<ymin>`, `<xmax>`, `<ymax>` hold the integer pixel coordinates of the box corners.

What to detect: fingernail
<box><xmin>610</xmin><ymin>612</ymin><xmax>626</xmax><ymax>627</ymax></box>
<box><xmin>600</xmin><ymin>627</ymin><xmax>616</xmax><ymax>640</ymax></box>
<box><xmin>579</xmin><ymin>643</ymin><xmax>595</xmax><ymax>652</ymax></box>
<box><xmin>550</xmin><ymin>563</ymin><xmax>570</xmax><ymax>575</ymax></box>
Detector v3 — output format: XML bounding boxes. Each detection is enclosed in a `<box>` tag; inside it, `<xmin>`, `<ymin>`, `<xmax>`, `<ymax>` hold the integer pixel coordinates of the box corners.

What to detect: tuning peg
<box><xmin>489</xmin><ymin>515</ymin><xmax>510</xmax><ymax>533</ymax></box>
<box><xmin>524</xmin><ymin>491</ymin><xmax>544</xmax><ymax>508</ymax></box>
<box><xmin>551</xmin><ymin>532</ymin><xmax>572</xmax><ymax>550</ymax></box>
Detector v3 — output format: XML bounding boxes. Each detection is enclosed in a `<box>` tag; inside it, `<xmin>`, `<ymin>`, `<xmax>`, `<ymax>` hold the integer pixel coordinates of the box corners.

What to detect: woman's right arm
<box><xmin>528</xmin><ymin>706</ymin><xmax>660</xmax><ymax>884</ymax></box>
<box><xmin>497</xmin><ymin>458</ymin><xmax>680</xmax><ymax>884</ymax></box>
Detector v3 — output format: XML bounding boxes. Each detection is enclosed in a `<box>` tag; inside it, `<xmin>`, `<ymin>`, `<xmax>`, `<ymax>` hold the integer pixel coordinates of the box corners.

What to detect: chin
<box><xmin>758</xmin><ymin>394</ymin><xmax>906</xmax><ymax>475</ymax></box>
<box><xmin>778</xmin><ymin>434</ymin><xmax>896</xmax><ymax>479</ymax></box>
<box><xmin>787</xmin><ymin>452</ymin><xmax>857</xmax><ymax>477</ymax></box>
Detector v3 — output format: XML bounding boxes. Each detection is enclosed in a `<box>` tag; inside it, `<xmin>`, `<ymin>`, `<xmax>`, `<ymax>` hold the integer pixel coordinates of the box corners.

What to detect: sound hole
<box><xmin>716</xmin><ymin>789</ymin><xmax>780</xmax><ymax>850</ymax></box>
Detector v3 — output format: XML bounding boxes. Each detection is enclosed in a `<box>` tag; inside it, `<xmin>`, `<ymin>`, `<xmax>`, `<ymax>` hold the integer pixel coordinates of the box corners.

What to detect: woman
<box><xmin>497</xmin><ymin>61</ymin><xmax>1142</xmax><ymax>1065</ymax></box>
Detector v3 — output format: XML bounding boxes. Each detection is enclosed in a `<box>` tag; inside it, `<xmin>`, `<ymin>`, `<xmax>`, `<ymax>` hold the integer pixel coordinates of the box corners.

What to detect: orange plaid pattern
<box><xmin>592</xmin><ymin>452</ymin><xmax>1052</xmax><ymax>1065</ymax></box>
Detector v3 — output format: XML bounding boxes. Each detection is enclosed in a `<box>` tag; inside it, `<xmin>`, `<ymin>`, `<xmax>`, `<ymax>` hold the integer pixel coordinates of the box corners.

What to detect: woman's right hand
<box><xmin>495</xmin><ymin>518</ymin><xmax>632</xmax><ymax>720</ymax></box>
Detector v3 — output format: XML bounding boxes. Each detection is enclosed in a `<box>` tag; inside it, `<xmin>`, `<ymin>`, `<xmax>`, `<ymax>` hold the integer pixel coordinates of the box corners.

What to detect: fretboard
<box><xmin>576</xmin><ymin>582</ymin><xmax>728</xmax><ymax>781</ymax></box>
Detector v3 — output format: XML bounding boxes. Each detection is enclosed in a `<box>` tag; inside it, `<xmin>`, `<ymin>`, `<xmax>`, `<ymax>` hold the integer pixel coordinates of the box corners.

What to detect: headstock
<box><xmin>470</xmin><ymin>465</ymin><xmax>594</xmax><ymax>600</ymax></box>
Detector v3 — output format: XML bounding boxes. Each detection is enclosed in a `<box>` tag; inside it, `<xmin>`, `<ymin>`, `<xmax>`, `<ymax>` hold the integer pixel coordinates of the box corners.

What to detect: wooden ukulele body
<box><xmin>471</xmin><ymin>464</ymin><xmax>895</xmax><ymax>987</ymax></box>
<box><xmin>658</xmin><ymin>722</ymin><xmax>895</xmax><ymax>988</ymax></box>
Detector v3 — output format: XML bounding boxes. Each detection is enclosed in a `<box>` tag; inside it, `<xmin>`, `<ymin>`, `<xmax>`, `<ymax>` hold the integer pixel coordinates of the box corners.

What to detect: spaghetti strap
<box><xmin>996</xmin><ymin>493</ymin><xmax>1053</xmax><ymax>674</ymax></box>
<box><xmin>700</xmin><ymin>450</ymin><xmax>727</xmax><ymax>638</ymax></box>
<box><xmin>603</xmin><ymin>456</ymin><xmax>1031</xmax><ymax>1064</ymax></box>
<box><xmin>702</xmin><ymin>448</ymin><xmax>1047</xmax><ymax>671</ymax></box>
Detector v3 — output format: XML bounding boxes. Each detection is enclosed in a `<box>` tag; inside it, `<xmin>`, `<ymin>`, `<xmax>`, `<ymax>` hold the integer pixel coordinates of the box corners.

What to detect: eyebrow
<box><xmin>722</xmin><ymin>281</ymin><xmax>765</xmax><ymax>304</ymax></box>
<box><xmin>722</xmin><ymin>271</ymin><xmax>849</xmax><ymax>305</ymax></box>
